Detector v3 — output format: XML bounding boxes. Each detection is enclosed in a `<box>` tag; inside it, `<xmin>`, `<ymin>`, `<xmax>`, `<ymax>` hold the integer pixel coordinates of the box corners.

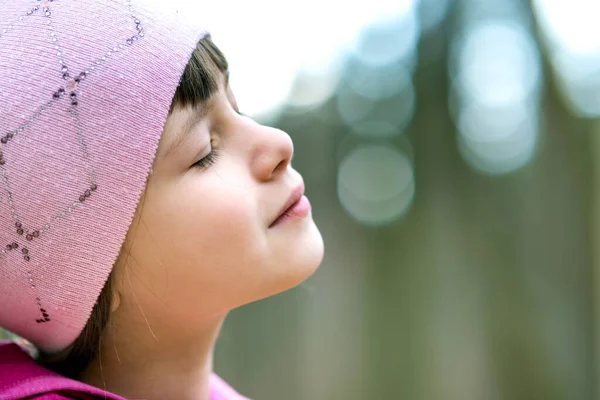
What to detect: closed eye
<box><xmin>192</xmin><ymin>109</ymin><xmax>243</xmax><ymax>169</ymax></box>
<box><xmin>192</xmin><ymin>149</ymin><xmax>219</xmax><ymax>169</ymax></box>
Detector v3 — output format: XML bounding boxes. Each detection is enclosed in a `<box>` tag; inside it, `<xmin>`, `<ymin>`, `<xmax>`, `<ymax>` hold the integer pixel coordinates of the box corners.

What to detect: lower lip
<box><xmin>270</xmin><ymin>196</ymin><xmax>311</xmax><ymax>227</ymax></box>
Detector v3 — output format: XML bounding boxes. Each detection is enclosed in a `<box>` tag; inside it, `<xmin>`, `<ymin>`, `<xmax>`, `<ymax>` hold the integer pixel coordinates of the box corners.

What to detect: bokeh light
<box><xmin>350</xmin><ymin>4</ymin><xmax>420</xmax><ymax>68</ymax></box>
<box><xmin>533</xmin><ymin>0</ymin><xmax>600</xmax><ymax>118</ymax></box>
<box><xmin>337</xmin><ymin>145</ymin><xmax>415</xmax><ymax>226</ymax></box>
<box><xmin>450</xmin><ymin>11</ymin><xmax>542</xmax><ymax>175</ymax></box>
<box><xmin>454</xmin><ymin>22</ymin><xmax>540</xmax><ymax>107</ymax></box>
<box><xmin>457</xmin><ymin>107</ymin><xmax>539</xmax><ymax>176</ymax></box>
<box><xmin>337</xmin><ymin>69</ymin><xmax>415</xmax><ymax>139</ymax></box>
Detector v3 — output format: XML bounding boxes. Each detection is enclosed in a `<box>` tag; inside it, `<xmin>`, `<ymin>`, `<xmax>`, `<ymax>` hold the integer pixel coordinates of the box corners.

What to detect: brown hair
<box><xmin>38</xmin><ymin>35</ymin><xmax>228</xmax><ymax>378</ymax></box>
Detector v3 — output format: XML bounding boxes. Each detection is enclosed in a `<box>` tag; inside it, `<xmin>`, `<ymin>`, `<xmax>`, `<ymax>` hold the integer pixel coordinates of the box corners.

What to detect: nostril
<box><xmin>273</xmin><ymin>158</ymin><xmax>288</xmax><ymax>176</ymax></box>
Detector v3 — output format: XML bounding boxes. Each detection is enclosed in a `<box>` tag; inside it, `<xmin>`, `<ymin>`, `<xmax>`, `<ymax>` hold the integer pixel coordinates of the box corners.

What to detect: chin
<box><xmin>257</xmin><ymin>220</ymin><xmax>325</xmax><ymax>301</ymax></box>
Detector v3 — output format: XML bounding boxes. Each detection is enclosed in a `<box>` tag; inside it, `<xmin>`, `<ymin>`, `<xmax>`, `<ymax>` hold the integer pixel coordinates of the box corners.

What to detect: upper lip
<box><xmin>270</xmin><ymin>181</ymin><xmax>305</xmax><ymax>227</ymax></box>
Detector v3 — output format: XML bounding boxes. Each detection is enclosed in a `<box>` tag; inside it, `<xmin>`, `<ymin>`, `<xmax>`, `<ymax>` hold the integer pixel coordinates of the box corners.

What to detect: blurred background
<box><xmin>3</xmin><ymin>0</ymin><xmax>600</xmax><ymax>398</ymax></box>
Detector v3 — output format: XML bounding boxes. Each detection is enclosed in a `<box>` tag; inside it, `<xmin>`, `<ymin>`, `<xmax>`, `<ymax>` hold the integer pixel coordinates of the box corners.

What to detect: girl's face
<box><xmin>114</xmin><ymin>72</ymin><xmax>324</xmax><ymax>330</ymax></box>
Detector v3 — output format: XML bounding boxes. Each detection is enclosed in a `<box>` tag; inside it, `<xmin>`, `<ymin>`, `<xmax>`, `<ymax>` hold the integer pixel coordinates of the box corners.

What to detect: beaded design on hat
<box><xmin>0</xmin><ymin>0</ymin><xmax>144</xmax><ymax>325</ymax></box>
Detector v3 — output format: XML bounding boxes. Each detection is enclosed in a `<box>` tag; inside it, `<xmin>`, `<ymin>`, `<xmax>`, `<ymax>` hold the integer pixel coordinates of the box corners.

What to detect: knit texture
<box><xmin>0</xmin><ymin>0</ymin><xmax>208</xmax><ymax>352</ymax></box>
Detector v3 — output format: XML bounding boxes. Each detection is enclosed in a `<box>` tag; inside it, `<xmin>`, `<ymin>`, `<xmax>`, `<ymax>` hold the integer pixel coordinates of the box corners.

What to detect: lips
<box><xmin>269</xmin><ymin>182</ymin><xmax>305</xmax><ymax>228</ymax></box>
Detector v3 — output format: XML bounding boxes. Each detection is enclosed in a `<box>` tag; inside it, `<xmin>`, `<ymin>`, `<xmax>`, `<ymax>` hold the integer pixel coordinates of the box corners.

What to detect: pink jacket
<box><xmin>0</xmin><ymin>342</ymin><xmax>249</xmax><ymax>400</ymax></box>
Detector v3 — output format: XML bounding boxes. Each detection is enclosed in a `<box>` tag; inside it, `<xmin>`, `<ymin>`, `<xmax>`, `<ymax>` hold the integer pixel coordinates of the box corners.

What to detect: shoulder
<box><xmin>1</xmin><ymin>343</ymin><xmax>249</xmax><ymax>400</ymax></box>
<box><xmin>0</xmin><ymin>342</ymin><xmax>123</xmax><ymax>400</ymax></box>
<box><xmin>209</xmin><ymin>373</ymin><xmax>251</xmax><ymax>400</ymax></box>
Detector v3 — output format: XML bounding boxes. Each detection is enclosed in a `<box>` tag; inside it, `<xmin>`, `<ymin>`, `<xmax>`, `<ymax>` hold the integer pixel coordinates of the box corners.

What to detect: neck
<box><xmin>80</xmin><ymin>310</ymin><xmax>227</xmax><ymax>400</ymax></box>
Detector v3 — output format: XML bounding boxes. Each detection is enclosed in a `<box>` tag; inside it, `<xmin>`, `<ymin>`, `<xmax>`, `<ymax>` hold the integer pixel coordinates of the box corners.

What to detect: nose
<box><xmin>249</xmin><ymin>122</ymin><xmax>294</xmax><ymax>182</ymax></box>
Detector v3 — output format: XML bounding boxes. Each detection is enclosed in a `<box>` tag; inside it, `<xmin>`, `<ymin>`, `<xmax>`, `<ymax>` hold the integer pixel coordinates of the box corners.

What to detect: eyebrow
<box><xmin>161</xmin><ymin>71</ymin><xmax>230</xmax><ymax>161</ymax></box>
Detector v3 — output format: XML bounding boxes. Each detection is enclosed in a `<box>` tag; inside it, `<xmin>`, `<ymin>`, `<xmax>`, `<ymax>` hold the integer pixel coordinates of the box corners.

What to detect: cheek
<box><xmin>148</xmin><ymin>178</ymin><xmax>267</xmax><ymax>291</ymax></box>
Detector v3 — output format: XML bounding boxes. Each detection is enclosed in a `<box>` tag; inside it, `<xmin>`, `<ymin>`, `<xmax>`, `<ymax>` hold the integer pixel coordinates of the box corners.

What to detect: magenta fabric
<box><xmin>0</xmin><ymin>342</ymin><xmax>249</xmax><ymax>400</ymax></box>
<box><xmin>0</xmin><ymin>0</ymin><xmax>209</xmax><ymax>352</ymax></box>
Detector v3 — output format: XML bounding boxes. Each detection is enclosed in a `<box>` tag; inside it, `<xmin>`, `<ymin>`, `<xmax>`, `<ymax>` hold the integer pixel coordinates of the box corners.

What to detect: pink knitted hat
<box><xmin>0</xmin><ymin>0</ymin><xmax>208</xmax><ymax>352</ymax></box>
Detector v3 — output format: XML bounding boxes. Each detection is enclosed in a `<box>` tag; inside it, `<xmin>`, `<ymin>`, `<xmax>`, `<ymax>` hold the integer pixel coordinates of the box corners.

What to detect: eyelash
<box><xmin>192</xmin><ymin>148</ymin><xmax>219</xmax><ymax>169</ymax></box>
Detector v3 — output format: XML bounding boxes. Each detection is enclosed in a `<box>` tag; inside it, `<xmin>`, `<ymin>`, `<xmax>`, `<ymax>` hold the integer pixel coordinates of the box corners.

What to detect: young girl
<box><xmin>0</xmin><ymin>1</ymin><xmax>324</xmax><ymax>399</ymax></box>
